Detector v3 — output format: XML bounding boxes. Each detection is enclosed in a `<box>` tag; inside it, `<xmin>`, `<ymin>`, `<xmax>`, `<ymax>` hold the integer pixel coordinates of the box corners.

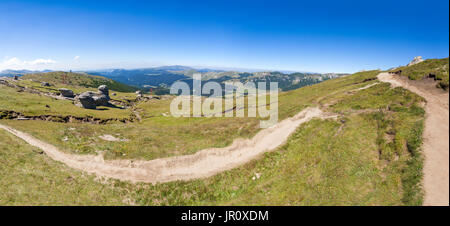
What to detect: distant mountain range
<box><xmin>1</xmin><ymin>66</ymin><xmax>347</xmax><ymax>94</ymax></box>
<box><xmin>0</xmin><ymin>69</ymin><xmax>53</xmax><ymax>76</ymax></box>
<box><xmin>85</xmin><ymin>66</ymin><xmax>346</xmax><ymax>94</ymax></box>
<box><xmin>85</xmin><ymin>67</ymin><xmax>192</xmax><ymax>88</ymax></box>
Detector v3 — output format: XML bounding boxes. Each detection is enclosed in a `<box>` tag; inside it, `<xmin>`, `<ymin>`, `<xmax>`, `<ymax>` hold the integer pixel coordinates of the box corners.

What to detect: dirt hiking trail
<box><xmin>0</xmin><ymin>107</ymin><xmax>331</xmax><ymax>184</ymax></box>
<box><xmin>378</xmin><ymin>72</ymin><xmax>449</xmax><ymax>206</ymax></box>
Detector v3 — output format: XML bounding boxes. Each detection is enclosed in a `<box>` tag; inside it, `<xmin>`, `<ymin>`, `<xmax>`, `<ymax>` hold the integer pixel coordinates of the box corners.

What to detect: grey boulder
<box><xmin>93</xmin><ymin>94</ymin><xmax>109</xmax><ymax>106</ymax></box>
<box><xmin>59</xmin><ymin>88</ymin><xmax>75</xmax><ymax>98</ymax></box>
<box><xmin>77</xmin><ymin>92</ymin><xmax>97</xmax><ymax>109</ymax></box>
<box><xmin>98</xmin><ymin>85</ymin><xmax>109</xmax><ymax>96</ymax></box>
<box><xmin>95</xmin><ymin>85</ymin><xmax>110</xmax><ymax>105</ymax></box>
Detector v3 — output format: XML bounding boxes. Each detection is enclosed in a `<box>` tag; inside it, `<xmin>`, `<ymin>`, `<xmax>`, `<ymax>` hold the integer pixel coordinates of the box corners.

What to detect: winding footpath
<box><xmin>378</xmin><ymin>72</ymin><xmax>449</xmax><ymax>206</ymax></box>
<box><xmin>0</xmin><ymin>107</ymin><xmax>328</xmax><ymax>184</ymax></box>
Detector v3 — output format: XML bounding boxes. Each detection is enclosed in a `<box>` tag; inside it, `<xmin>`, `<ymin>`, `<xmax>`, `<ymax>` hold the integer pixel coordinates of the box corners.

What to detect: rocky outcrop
<box><xmin>75</xmin><ymin>85</ymin><xmax>111</xmax><ymax>109</ymax></box>
<box><xmin>407</xmin><ymin>56</ymin><xmax>424</xmax><ymax>66</ymax></box>
<box><xmin>77</xmin><ymin>92</ymin><xmax>97</xmax><ymax>109</ymax></box>
<box><xmin>59</xmin><ymin>88</ymin><xmax>75</xmax><ymax>98</ymax></box>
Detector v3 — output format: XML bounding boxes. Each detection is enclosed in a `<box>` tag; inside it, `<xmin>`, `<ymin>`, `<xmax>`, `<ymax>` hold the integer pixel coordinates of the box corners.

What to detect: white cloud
<box><xmin>2</xmin><ymin>57</ymin><xmax>22</xmax><ymax>66</ymax></box>
<box><xmin>0</xmin><ymin>57</ymin><xmax>57</xmax><ymax>70</ymax></box>
<box><xmin>74</xmin><ymin>56</ymin><xmax>80</xmax><ymax>61</ymax></box>
<box><xmin>28</xmin><ymin>58</ymin><xmax>57</xmax><ymax>65</ymax></box>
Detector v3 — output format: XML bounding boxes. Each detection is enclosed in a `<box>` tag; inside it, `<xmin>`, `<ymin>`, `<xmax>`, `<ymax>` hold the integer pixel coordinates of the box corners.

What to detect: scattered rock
<box><xmin>111</xmin><ymin>93</ymin><xmax>117</xmax><ymax>96</ymax></box>
<box><xmin>59</xmin><ymin>88</ymin><xmax>75</xmax><ymax>98</ymax></box>
<box><xmin>252</xmin><ymin>172</ymin><xmax>261</xmax><ymax>180</ymax></box>
<box><xmin>362</xmin><ymin>78</ymin><xmax>376</xmax><ymax>82</ymax></box>
<box><xmin>32</xmin><ymin>149</ymin><xmax>44</xmax><ymax>154</ymax></box>
<box><xmin>62</xmin><ymin>136</ymin><xmax>69</xmax><ymax>142</ymax></box>
<box><xmin>407</xmin><ymin>56</ymin><xmax>424</xmax><ymax>66</ymax></box>
<box><xmin>99</xmin><ymin>134</ymin><xmax>128</xmax><ymax>142</ymax></box>
<box><xmin>41</xmin><ymin>82</ymin><xmax>51</xmax><ymax>87</ymax></box>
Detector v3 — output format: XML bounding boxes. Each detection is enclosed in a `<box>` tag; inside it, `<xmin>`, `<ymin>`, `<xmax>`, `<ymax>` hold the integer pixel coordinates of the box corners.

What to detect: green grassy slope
<box><xmin>391</xmin><ymin>57</ymin><xmax>449</xmax><ymax>90</ymax></box>
<box><xmin>1</xmin><ymin>72</ymin><xmax>381</xmax><ymax>160</ymax></box>
<box><xmin>0</xmin><ymin>70</ymin><xmax>426</xmax><ymax>205</ymax></box>
<box><xmin>0</xmin><ymin>129</ymin><xmax>124</xmax><ymax>205</ymax></box>
<box><xmin>22</xmin><ymin>71</ymin><xmax>139</xmax><ymax>92</ymax></box>
<box><xmin>0</xmin><ymin>85</ymin><xmax>134</xmax><ymax>119</ymax></box>
<box><xmin>0</xmin><ymin>72</ymin><xmax>143</xmax><ymax>120</ymax></box>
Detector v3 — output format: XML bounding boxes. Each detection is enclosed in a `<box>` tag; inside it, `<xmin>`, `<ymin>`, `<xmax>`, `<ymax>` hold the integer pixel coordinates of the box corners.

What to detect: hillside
<box><xmin>0</xmin><ymin>70</ymin><xmax>427</xmax><ymax>205</ymax></box>
<box><xmin>0</xmin><ymin>72</ymin><xmax>141</xmax><ymax>120</ymax></box>
<box><xmin>391</xmin><ymin>57</ymin><xmax>449</xmax><ymax>90</ymax></box>
<box><xmin>21</xmin><ymin>71</ymin><xmax>139</xmax><ymax>93</ymax></box>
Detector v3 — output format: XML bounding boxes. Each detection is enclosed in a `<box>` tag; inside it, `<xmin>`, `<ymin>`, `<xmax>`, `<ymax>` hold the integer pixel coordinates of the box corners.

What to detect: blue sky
<box><xmin>0</xmin><ymin>0</ymin><xmax>448</xmax><ymax>73</ymax></box>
